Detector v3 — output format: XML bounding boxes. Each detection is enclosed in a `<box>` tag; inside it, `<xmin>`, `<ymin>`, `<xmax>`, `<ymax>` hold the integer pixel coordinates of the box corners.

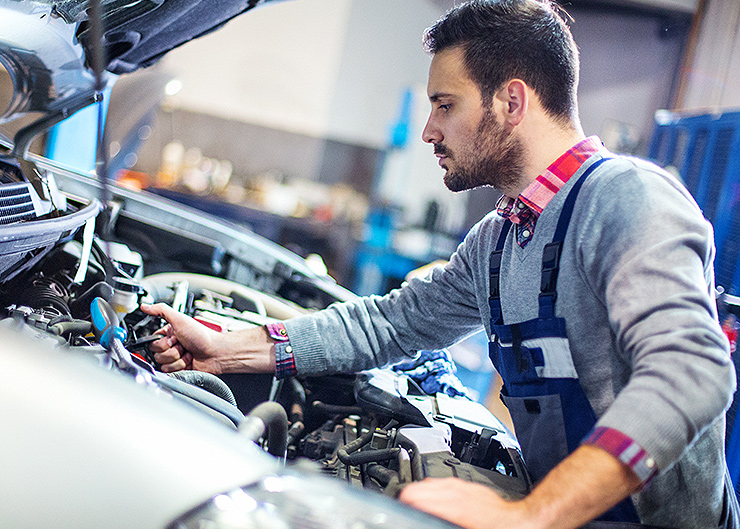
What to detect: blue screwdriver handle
<box><xmin>91</xmin><ymin>297</ymin><xmax>127</xmax><ymax>349</ymax></box>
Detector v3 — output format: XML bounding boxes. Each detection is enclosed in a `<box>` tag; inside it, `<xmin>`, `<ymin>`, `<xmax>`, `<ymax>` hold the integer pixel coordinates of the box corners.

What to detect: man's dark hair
<box><xmin>423</xmin><ymin>0</ymin><xmax>579</xmax><ymax>123</ymax></box>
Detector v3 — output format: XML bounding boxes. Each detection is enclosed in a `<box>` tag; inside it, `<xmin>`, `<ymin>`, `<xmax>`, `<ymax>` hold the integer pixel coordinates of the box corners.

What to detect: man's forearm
<box><xmin>209</xmin><ymin>325</ymin><xmax>277</xmax><ymax>374</ymax></box>
<box><xmin>519</xmin><ymin>444</ymin><xmax>643</xmax><ymax>529</ymax></box>
<box><xmin>400</xmin><ymin>444</ymin><xmax>643</xmax><ymax>529</ymax></box>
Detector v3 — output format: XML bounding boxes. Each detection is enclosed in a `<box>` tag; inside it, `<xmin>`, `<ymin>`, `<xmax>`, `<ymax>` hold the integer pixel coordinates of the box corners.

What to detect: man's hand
<box><xmin>400</xmin><ymin>478</ymin><xmax>535</xmax><ymax>529</ymax></box>
<box><xmin>140</xmin><ymin>303</ymin><xmax>276</xmax><ymax>375</ymax></box>
<box><xmin>140</xmin><ymin>303</ymin><xmax>218</xmax><ymax>373</ymax></box>
<box><xmin>399</xmin><ymin>445</ymin><xmax>643</xmax><ymax>529</ymax></box>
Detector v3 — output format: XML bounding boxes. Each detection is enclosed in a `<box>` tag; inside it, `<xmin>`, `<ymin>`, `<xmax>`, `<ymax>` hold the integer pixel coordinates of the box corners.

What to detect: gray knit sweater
<box><xmin>283</xmin><ymin>152</ymin><xmax>736</xmax><ymax>527</ymax></box>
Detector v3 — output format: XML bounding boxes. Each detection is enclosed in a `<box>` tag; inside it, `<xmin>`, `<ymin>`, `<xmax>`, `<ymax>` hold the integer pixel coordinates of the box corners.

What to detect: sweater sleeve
<box><xmin>577</xmin><ymin>158</ymin><xmax>735</xmax><ymax>473</ymax></box>
<box><xmin>282</xmin><ymin>220</ymin><xmax>490</xmax><ymax>377</ymax></box>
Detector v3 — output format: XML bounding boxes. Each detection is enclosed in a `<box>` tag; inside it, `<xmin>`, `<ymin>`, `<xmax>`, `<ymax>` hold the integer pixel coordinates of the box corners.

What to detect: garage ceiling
<box><xmin>430</xmin><ymin>0</ymin><xmax>698</xmax><ymax>15</ymax></box>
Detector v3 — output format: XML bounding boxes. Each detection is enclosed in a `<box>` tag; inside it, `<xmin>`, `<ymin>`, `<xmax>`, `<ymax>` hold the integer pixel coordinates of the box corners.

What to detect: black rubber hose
<box><xmin>241</xmin><ymin>402</ymin><xmax>289</xmax><ymax>459</ymax></box>
<box><xmin>287</xmin><ymin>378</ymin><xmax>306</xmax><ymax>423</ymax></box>
<box><xmin>336</xmin><ymin>430</ymin><xmax>374</xmax><ymax>464</ymax></box>
<box><xmin>168</xmin><ymin>371</ymin><xmax>238</xmax><ymax>407</ymax></box>
<box><xmin>312</xmin><ymin>400</ymin><xmax>363</xmax><ymax>417</ymax></box>
<box><xmin>344</xmin><ymin>447</ymin><xmax>401</xmax><ymax>466</ymax></box>
<box><xmin>366</xmin><ymin>462</ymin><xmax>400</xmax><ymax>485</ymax></box>
<box><xmin>396</xmin><ymin>438</ymin><xmax>425</xmax><ymax>481</ymax></box>
<box><xmin>155</xmin><ymin>374</ymin><xmax>244</xmax><ymax>427</ymax></box>
<box><xmin>47</xmin><ymin>314</ymin><xmax>72</xmax><ymax>326</ymax></box>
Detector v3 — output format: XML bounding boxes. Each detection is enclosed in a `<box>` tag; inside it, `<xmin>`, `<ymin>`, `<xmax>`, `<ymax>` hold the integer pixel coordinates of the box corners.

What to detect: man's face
<box><xmin>422</xmin><ymin>47</ymin><xmax>524</xmax><ymax>194</ymax></box>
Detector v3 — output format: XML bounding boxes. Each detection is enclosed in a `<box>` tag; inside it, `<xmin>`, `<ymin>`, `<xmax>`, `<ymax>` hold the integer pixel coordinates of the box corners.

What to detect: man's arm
<box><xmin>400</xmin><ymin>444</ymin><xmax>642</xmax><ymax>529</ymax></box>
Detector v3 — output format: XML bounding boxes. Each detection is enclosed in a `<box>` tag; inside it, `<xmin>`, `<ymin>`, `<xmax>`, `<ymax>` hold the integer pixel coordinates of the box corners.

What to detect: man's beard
<box><xmin>437</xmin><ymin>110</ymin><xmax>525</xmax><ymax>193</ymax></box>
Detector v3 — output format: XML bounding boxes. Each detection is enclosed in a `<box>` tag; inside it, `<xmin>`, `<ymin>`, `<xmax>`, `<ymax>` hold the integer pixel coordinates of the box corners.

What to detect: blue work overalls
<box><xmin>488</xmin><ymin>158</ymin><xmax>640</xmax><ymax>522</ymax></box>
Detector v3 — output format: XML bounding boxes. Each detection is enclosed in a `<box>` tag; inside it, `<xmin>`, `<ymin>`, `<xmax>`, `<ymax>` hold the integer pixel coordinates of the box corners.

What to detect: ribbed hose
<box><xmin>155</xmin><ymin>374</ymin><xmax>244</xmax><ymax>428</ymax></box>
<box><xmin>28</xmin><ymin>277</ymin><xmax>70</xmax><ymax>316</ymax></box>
<box><xmin>168</xmin><ymin>371</ymin><xmax>238</xmax><ymax>407</ymax></box>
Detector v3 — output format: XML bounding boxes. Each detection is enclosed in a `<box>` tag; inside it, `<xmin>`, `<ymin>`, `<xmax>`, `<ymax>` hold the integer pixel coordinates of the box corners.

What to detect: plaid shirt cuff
<box><xmin>584</xmin><ymin>426</ymin><xmax>658</xmax><ymax>485</ymax></box>
<box><xmin>265</xmin><ymin>322</ymin><xmax>297</xmax><ymax>379</ymax></box>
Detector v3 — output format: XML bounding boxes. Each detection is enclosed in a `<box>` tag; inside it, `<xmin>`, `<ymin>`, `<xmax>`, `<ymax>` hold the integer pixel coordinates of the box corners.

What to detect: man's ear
<box><xmin>497</xmin><ymin>79</ymin><xmax>529</xmax><ymax>127</ymax></box>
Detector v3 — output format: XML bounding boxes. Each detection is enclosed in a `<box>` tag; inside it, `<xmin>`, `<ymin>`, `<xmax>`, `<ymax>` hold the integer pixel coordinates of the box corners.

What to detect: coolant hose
<box><xmin>337</xmin><ymin>419</ymin><xmax>399</xmax><ymax>465</ymax></box>
<box><xmin>168</xmin><ymin>371</ymin><xmax>238</xmax><ymax>407</ymax></box>
<box><xmin>240</xmin><ymin>401</ymin><xmax>289</xmax><ymax>459</ymax></box>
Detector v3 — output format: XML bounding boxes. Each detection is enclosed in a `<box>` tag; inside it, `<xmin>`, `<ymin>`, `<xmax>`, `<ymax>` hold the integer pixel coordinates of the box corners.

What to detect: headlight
<box><xmin>168</xmin><ymin>471</ymin><xmax>458</xmax><ymax>529</ymax></box>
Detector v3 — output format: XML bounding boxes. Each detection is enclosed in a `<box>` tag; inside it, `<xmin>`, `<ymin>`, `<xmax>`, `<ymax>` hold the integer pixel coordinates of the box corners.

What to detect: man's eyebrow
<box><xmin>429</xmin><ymin>92</ymin><xmax>454</xmax><ymax>102</ymax></box>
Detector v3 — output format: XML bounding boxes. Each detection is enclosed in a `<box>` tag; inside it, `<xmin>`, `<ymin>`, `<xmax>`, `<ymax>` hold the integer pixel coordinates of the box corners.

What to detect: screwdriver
<box><xmin>91</xmin><ymin>297</ymin><xmax>152</xmax><ymax>381</ymax></box>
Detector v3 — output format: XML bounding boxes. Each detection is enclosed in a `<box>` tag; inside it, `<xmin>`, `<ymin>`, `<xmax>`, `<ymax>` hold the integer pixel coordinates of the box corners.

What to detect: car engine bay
<box><xmin>0</xmin><ymin>153</ymin><xmax>532</xmax><ymax>506</ymax></box>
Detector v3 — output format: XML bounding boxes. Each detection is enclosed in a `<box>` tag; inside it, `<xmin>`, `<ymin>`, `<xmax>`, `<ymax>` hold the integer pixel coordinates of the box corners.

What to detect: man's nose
<box><xmin>422</xmin><ymin>115</ymin><xmax>442</xmax><ymax>144</ymax></box>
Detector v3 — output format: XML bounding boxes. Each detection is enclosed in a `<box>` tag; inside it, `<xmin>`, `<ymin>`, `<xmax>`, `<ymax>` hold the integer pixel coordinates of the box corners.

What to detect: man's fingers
<box><xmin>140</xmin><ymin>302</ymin><xmax>174</xmax><ymax>319</ymax></box>
<box><xmin>149</xmin><ymin>333</ymin><xmax>176</xmax><ymax>354</ymax></box>
<box><xmin>160</xmin><ymin>356</ymin><xmax>189</xmax><ymax>373</ymax></box>
<box><xmin>183</xmin><ymin>352</ymin><xmax>193</xmax><ymax>370</ymax></box>
<box><xmin>153</xmin><ymin>343</ymin><xmax>185</xmax><ymax>365</ymax></box>
<box><xmin>153</xmin><ymin>324</ymin><xmax>171</xmax><ymax>338</ymax></box>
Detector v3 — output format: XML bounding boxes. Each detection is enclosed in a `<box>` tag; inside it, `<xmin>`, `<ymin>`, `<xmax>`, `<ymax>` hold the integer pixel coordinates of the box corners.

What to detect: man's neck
<box><xmin>505</xmin><ymin>120</ymin><xmax>586</xmax><ymax>199</ymax></box>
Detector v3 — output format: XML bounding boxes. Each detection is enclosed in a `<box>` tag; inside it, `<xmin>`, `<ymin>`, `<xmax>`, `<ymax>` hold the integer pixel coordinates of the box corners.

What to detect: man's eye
<box><xmin>439</xmin><ymin>104</ymin><xmax>451</xmax><ymax>112</ymax></box>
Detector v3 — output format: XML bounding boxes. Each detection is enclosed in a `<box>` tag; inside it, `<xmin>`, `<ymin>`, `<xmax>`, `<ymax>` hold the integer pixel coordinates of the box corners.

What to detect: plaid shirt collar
<box><xmin>496</xmin><ymin>136</ymin><xmax>604</xmax><ymax>247</ymax></box>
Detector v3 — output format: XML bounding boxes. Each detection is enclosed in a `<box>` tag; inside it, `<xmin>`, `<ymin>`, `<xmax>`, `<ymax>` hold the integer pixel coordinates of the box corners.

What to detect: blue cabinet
<box><xmin>649</xmin><ymin>111</ymin><xmax>740</xmax><ymax>295</ymax></box>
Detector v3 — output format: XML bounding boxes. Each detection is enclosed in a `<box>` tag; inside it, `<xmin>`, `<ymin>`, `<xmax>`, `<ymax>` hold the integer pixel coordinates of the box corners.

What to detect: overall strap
<box><xmin>539</xmin><ymin>156</ymin><xmax>613</xmax><ymax>318</ymax></box>
<box><xmin>488</xmin><ymin>220</ymin><xmax>512</xmax><ymax>323</ymax></box>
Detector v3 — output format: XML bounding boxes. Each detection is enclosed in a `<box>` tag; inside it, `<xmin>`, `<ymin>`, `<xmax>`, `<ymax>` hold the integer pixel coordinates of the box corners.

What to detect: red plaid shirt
<box><xmin>496</xmin><ymin>136</ymin><xmax>603</xmax><ymax>247</ymax></box>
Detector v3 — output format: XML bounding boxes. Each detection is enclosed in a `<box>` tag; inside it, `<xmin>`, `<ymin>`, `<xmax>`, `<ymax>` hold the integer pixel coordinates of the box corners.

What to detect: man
<box><xmin>142</xmin><ymin>1</ymin><xmax>738</xmax><ymax>527</ymax></box>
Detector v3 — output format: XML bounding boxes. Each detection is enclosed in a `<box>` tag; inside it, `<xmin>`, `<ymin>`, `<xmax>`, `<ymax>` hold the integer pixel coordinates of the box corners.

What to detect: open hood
<box><xmin>0</xmin><ymin>0</ymin><xmax>282</xmax><ymax>133</ymax></box>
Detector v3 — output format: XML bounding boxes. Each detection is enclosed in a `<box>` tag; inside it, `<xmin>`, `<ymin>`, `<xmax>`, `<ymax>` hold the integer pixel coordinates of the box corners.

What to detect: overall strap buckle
<box><xmin>540</xmin><ymin>241</ymin><xmax>561</xmax><ymax>296</ymax></box>
<box><xmin>489</xmin><ymin>249</ymin><xmax>504</xmax><ymax>301</ymax></box>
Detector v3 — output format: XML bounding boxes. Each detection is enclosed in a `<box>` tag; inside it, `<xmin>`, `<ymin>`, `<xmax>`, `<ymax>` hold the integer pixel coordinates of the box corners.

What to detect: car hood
<box><xmin>0</xmin><ymin>0</ymin><xmax>283</xmax><ymax>129</ymax></box>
